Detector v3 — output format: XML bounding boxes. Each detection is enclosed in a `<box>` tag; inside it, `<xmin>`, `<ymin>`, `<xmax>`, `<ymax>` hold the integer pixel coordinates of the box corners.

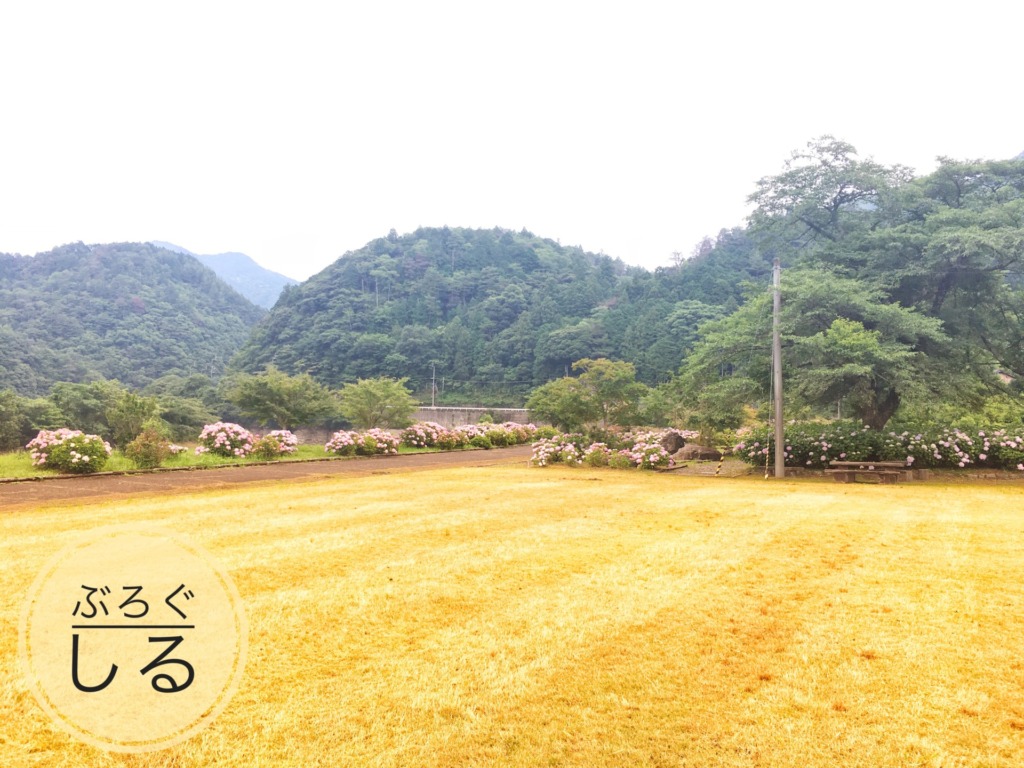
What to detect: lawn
<box><xmin>0</xmin><ymin>444</ymin><xmax>438</xmax><ymax>480</ymax></box>
<box><xmin>2</xmin><ymin>466</ymin><xmax>1023</xmax><ymax>766</ymax></box>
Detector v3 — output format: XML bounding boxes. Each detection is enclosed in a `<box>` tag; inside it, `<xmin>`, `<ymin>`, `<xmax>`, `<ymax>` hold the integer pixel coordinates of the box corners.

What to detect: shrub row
<box><xmin>399</xmin><ymin>421</ymin><xmax>541</xmax><ymax>451</ymax></box>
<box><xmin>23</xmin><ymin>422</ymin><xmax>299</xmax><ymax>474</ymax></box>
<box><xmin>325</xmin><ymin>428</ymin><xmax>401</xmax><ymax>456</ymax></box>
<box><xmin>530</xmin><ymin>429</ymin><xmax>680</xmax><ymax>470</ymax></box>
<box><xmin>734</xmin><ymin>420</ymin><xmax>1024</xmax><ymax>471</ymax></box>
<box><xmin>195</xmin><ymin>423</ymin><xmax>298</xmax><ymax>460</ymax></box>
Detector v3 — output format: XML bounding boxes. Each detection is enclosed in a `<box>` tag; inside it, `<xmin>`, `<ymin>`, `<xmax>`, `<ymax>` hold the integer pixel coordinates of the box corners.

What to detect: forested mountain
<box><xmin>151</xmin><ymin>242</ymin><xmax>298</xmax><ymax>308</ymax></box>
<box><xmin>231</xmin><ymin>227</ymin><xmax>771</xmax><ymax>402</ymax></box>
<box><xmin>0</xmin><ymin>242</ymin><xmax>266</xmax><ymax>395</ymax></box>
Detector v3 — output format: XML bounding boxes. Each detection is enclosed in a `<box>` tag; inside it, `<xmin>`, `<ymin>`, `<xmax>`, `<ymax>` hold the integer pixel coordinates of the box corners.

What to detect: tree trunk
<box><xmin>858</xmin><ymin>388</ymin><xmax>901</xmax><ymax>430</ymax></box>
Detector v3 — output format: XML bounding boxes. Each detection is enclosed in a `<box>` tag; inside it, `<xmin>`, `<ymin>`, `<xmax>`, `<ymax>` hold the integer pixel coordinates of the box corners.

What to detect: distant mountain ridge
<box><xmin>150</xmin><ymin>241</ymin><xmax>298</xmax><ymax>308</ymax></box>
<box><xmin>0</xmin><ymin>242</ymin><xmax>266</xmax><ymax>395</ymax></box>
<box><xmin>230</xmin><ymin>226</ymin><xmax>766</xmax><ymax>401</ymax></box>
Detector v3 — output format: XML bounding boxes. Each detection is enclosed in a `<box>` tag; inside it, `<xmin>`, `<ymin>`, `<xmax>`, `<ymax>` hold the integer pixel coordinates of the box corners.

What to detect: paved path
<box><xmin>0</xmin><ymin>446</ymin><xmax>534</xmax><ymax>509</ymax></box>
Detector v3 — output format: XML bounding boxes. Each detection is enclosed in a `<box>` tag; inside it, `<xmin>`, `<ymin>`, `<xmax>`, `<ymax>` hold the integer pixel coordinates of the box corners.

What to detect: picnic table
<box><xmin>826</xmin><ymin>460</ymin><xmax>909</xmax><ymax>484</ymax></box>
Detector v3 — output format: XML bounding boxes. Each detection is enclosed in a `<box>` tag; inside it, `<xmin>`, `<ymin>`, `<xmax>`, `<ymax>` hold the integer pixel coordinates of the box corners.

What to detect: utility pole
<box><xmin>431</xmin><ymin>362</ymin><xmax>437</xmax><ymax>408</ymax></box>
<box><xmin>772</xmin><ymin>258</ymin><xmax>785</xmax><ymax>479</ymax></box>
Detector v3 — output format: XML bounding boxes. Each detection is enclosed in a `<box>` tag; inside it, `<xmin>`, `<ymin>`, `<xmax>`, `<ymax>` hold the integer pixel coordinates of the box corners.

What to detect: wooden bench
<box><xmin>826</xmin><ymin>460</ymin><xmax>909</xmax><ymax>484</ymax></box>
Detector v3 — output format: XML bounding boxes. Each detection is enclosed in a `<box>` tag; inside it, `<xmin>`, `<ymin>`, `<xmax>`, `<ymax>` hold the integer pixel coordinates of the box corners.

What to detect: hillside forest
<box><xmin>2</xmin><ymin>137</ymin><xmax>1023</xmax><ymax>448</ymax></box>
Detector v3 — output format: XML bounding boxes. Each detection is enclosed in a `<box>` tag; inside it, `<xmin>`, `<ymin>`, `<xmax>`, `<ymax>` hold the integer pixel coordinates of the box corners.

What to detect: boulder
<box><xmin>675</xmin><ymin>443</ymin><xmax>722</xmax><ymax>461</ymax></box>
<box><xmin>659</xmin><ymin>432</ymin><xmax>687</xmax><ymax>454</ymax></box>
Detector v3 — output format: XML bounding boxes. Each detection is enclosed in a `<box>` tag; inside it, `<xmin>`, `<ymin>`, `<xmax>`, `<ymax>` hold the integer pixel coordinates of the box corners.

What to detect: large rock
<box><xmin>675</xmin><ymin>444</ymin><xmax>722</xmax><ymax>461</ymax></box>
<box><xmin>659</xmin><ymin>432</ymin><xmax>687</xmax><ymax>454</ymax></box>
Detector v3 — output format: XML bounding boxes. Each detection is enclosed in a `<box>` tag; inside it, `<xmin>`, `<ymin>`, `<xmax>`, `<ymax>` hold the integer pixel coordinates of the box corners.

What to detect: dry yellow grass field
<box><xmin>2</xmin><ymin>466</ymin><xmax>1024</xmax><ymax>767</ymax></box>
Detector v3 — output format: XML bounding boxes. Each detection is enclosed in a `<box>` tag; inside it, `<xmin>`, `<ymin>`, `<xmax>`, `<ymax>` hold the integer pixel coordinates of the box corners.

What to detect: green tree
<box><xmin>572</xmin><ymin>358</ymin><xmax>649</xmax><ymax>428</ymax></box>
<box><xmin>337</xmin><ymin>377</ymin><xmax>417</xmax><ymax>429</ymax></box>
<box><xmin>0</xmin><ymin>390</ymin><xmax>27</xmax><ymax>451</ymax></box>
<box><xmin>525</xmin><ymin>377</ymin><xmax>597</xmax><ymax>432</ymax></box>
<box><xmin>49</xmin><ymin>380</ymin><xmax>126</xmax><ymax>440</ymax></box>
<box><xmin>526</xmin><ymin>358</ymin><xmax>649</xmax><ymax>431</ymax></box>
<box><xmin>676</xmin><ymin>270</ymin><xmax>960</xmax><ymax>429</ymax></box>
<box><xmin>226</xmin><ymin>365</ymin><xmax>338</xmax><ymax>430</ymax></box>
<box><xmin>748</xmin><ymin>135</ymin><xmax>913</xmax><ymax>248</ymax></box>
<box><xmin>106</xmin><ymin>390</ymin><xmax>160</xmax><ymax>447</ymax></box>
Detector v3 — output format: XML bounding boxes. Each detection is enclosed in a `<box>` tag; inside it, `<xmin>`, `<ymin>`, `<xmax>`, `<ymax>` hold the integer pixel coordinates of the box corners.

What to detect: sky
<box><xmin>2</xmin><ymin>1</ymin><xmax>1021</xmax><ymax>281</ymax></box>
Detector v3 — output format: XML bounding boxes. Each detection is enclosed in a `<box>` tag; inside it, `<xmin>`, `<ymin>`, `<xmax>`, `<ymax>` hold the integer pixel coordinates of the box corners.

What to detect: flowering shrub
<box><xmin>530</xmin><ymin>435</ymin><xmax>585</xmax><ymax>466</ymax></box>
<box><xmin>252</xmin><ymin>430</ymin><xmax>298</xmax><ymax>460</ymax></box>
<box><xmin>502</xmin><ymin>422</ymin><xmax>539</xmax><ymax>444</ymax></box>
<box><xmin>987</xmin><ymin>431</ymin><xmax>1024</xmax><ymax>470</ymax></box>
<box><xmin>196</xmin><ymin>422</ymin><xmax>255</xmax><ymax>458</ymax></box>
<box><xmin>399</xmin><ymin>421</ymin><xmax>537</xmax><ymax>451</ymax></box>
<box><xmin>26</xmin><ymin>429</ymin><xmax>112</xmax><ymax>474</ymax></box>
<box><xmin>436</xmin><ymin>429</ymin><xmax>470</xmax><ymax>450</ymax></box>
<box><xmin>734</xmin><ymin>421</ymin><xmax>880</xmax><ymax>469</ymax></box>
<box><xmin>400</xmin><ymin>422</ymin><xmax>447</xmax><ymax>448</ymax></box>
<box><xmin>583</xmin><ymin>442</ymin><xmax>611</xmax><ymax>467</ymax></box>
<box><xmin>532</xmin><ymin>429</ymin><xmax>680</xmax><ymax>470</ymax></box>
<box><xmin>619</xmin><ymin>440</ymin><xmax>673</xmax><ymax>470</ymax></box>
<box><xmin>734</xmin><ymin>421</ymin><xmax>1024</xmax><ymax>471</ymax></box>
<box><xmin>608</xmin><ymin>452</ymin><xmax>635</xmax><ymax>470</ymax></box>
<box><xmin>454</xmin><ymin>423</ymin><xmax>487</xmax><ymax>441</ymax></box>
<box><xmin>325</xmin><ymin>430</ymin><xmax>358</xmax><ymax>456</ymax></box>
<box><xmin>354</xmin><ymin>428</ymin><xmax>400</xmax><ymax>456</ymax></box>
<box><xmin>483</xmin><ymin>426</ymin><xmax>514</xmax><ymax>447</ymax></box>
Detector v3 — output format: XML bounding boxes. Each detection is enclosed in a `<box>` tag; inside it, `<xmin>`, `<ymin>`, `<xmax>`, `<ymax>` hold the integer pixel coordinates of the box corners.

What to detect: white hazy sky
<box><xmin>2</xmin><ymin>1</ymin><xmax>1021</xmax><ymax>280</ymax></box>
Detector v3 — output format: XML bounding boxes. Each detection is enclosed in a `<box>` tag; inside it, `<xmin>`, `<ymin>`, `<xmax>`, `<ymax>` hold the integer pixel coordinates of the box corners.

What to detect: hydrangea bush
<box><xmin>252</xmin><ymin>430</ymin><xmax>298</xmax><ymax>460</ymax></box>
<box><xmin>583</xmin><ymin>442</ymin><xmax>611</xmax><ymax>467</ymax></box>
<box><xmin>531</xmin><ymin>430</ymin><xmax>676</xmax><ymax>470</ymax></box>
<box><xmin>619</xmin><ymin>439</ymin><xmax>674</xmax><ymax>470</ymax></box>
<box><xmin>399</xmin><ymin>421</ymin><xmax>538</xmax><ymax>451</ymax></box>
<box><xmin>735</xmin><ymin>421</ymin><xmax>1024</xmax><ymax>471</ymax></box>
<box><xmin>355</xmin><ymin>428</ymin><xmax>400</xmax><ymax>456</ymax></box>
<box><xmin>196</xmin><ymin>422</ymin><xmax>255</xmax><ymax>458</ymax></box>
<box><xmin>399</xmin><ymin>422</ymin><xmax>447</xmax><ymax>448</ymax></box>
<box><xmin>26</xmin><ymin>429</ymin><xmax>112</xmax><ymax>474</ymax></box>
<box><xmin>326</xmin><ymin>428</ymin><xmax>400</xmax><ymax>456</ymax></box>
<box><xmin>530</xmin><ymin>434</ymin><xmax>585</xmax><ymax>466</ymax></box>
<box><xmin>735</xmin><ymin>421</ymin><xmax>879</xmax><ymax>469</ymax></box>
<box><xmin>325</xmin><ymin>430</ymin><xmax>358</xmax><ymax>456</ymax></box>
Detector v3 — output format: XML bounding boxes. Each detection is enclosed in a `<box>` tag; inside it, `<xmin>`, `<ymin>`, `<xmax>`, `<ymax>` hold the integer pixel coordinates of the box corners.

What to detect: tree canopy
<box><xmin>337</xmin><ymin>377</ymin><xmax>418</xmax><ymax>429</ymax></box>
<box><xmin>526</xmin><ymin>358</ymin><xmax>649</xmax><ymax>432</ymax></box>
<box><xmin>225</xmin><ymin>365</ymin><xmax>338</xmax><ymax>430</ymax></box>
<box><xmin>674</xmin><ymin>139</ymin><xmax>1024</xmax><ymax>429</ymax></box>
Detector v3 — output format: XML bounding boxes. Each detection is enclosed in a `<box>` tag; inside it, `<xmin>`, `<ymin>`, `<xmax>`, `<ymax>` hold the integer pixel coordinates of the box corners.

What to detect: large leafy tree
<box><xmin>816</xmin><ymin>158</ymin><xmax>1024</xmax><ymax>383</ymax></box>
<box><xmin>676</xmin><ymin>270</ymin><xmax>966</xmax><ymax>429</ymax></box>
<box><xmin>225</xmin><ymin>365</ymin><xmax>338</xmax><ymax>430</ymax></box>
<box><xmin>704</xmin><ymin>139</ymin><xmax>1024</xmax><ymax>428</ymax></box>
<box><xmin>49</xmin><ymin>380</ymin><xmax>126</xmax><ymax>440</ymax></box>
<box><xmin>0</xmin><ymin>389</ymin><xmax>63</xmax><ymax>451</ymax></box>
<box><xmin>524</xmin><ymin>377</ymin><xmax>596</xmax><ymax>433</ymax></box>
<box><xmin>748</xmin><ymin>136</ymin><xmax>913</xmax><ymax>250</ymax></box>
<box><xmin>337</xmin><ymin>376</ymin><xmax>417</xmax><ymax>429</ymax></box>
<box><xmin>106</xmin><ymin>390</ymin><xmax>160</xmax><ymax>447</ymax></box>
<box><xmin>526</xmin><ymin>358</ymin><xmax>649</xmax><ymax>431</ymax></box>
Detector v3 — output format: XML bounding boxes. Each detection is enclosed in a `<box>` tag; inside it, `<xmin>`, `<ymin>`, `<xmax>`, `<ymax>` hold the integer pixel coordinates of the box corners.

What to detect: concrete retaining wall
<box><xmin>412</xmin><ymin>407</ymin><xmax>536</xmax><ymax>428</ymax></box>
